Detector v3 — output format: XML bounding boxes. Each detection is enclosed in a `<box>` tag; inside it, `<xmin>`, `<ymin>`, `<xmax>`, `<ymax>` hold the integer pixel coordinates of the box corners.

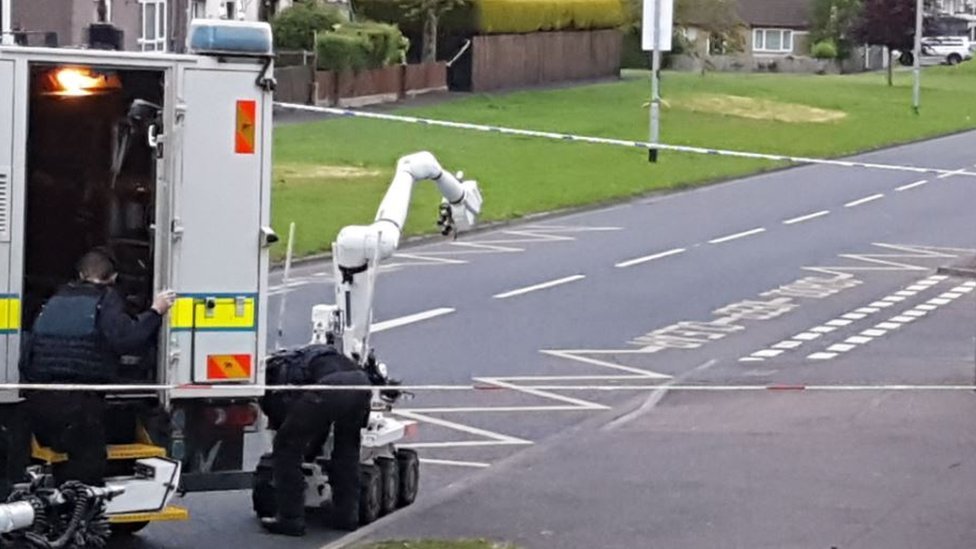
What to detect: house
<box><xmin>738</xmin><ymin>0</ymin><xmax>811</xmax><ymax>57</ymax></box>
<box><xmin>8</xmin><ymin>0</ymin><xmax>263</xmax><ymax>53</ymax></box>
<box><xmin>679</xmin><ymin>0</ymin><xmax>811</xmax><ymax>59</ymax></box>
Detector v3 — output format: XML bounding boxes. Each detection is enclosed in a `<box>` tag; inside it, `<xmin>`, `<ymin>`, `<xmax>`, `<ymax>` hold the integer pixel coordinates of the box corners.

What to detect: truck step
<box><xmin>32</xmin><ymin>439</ymin><xmax>167</xmax><ymax>464</ymax></box>
<box><xmin>108</xmin><ymin>505</ymin><xmax>189</xmax><ymax>524</ymax></box>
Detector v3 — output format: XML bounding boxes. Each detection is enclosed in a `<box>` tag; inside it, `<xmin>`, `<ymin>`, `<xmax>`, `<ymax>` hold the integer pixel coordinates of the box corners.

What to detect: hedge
<box><xmin>272</xmin><ymin>2</ymin><xmax>347</xmax><ymax>49</ymax></box>
<box><xmin>315</xmin><ymin>23</ymin><xmax>408</xmax><ymax>71</ymax></box>
<box><xmin>352</xmin><ymin>0</ymin><xmax>626</xmax><ymax>35</ymax></box>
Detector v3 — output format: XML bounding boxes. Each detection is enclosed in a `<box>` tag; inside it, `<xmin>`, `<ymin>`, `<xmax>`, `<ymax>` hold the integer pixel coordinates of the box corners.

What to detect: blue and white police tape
<box><xmin>274</xmin><ymin>102</ymin><xmax>976</xmax><ymax>179</ymax></box>
<box><xmin>3</xmin><ymin>382</ymin><xmax>976</xmax><ymax>392</ymax></box>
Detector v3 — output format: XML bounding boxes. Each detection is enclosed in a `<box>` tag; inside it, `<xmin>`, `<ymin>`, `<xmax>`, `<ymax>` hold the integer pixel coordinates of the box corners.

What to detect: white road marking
<box><xmin>895</xmin><ymin>290</ymin><xmax>917</xmax><ymax>297</ymax></box>
<box><xmin>394</xmin><ymin>410</ymin><xmax>532</xmax><ymax>449</ymax></box>
<box><xmin>896</xmin><ymin>180</ymin><xmax>928</xmax><ymax>191</ymax></box>
<box><xmin>812</xmin><ymin>326</ymin><xmax>837</xmax><ymax>333</ymax></box>
<box><xmin>916</xmin><ymin>304</ymin><xmax>938</xmax><ymax>311</ymax></box>
<box><xmin>808</xmin><ymin>352</ymin><xmax>838</xmax><ymax>360</ymax></box>
<box><xmin>826</xmin><ymin>319</ymin><xmax>853</xmax><ymax>327</ymax></box>
<box><xmin>783</xmin><ymin>210</ymin><xmax>830</xmax><ymax>225</ymax></box>
<box><xmin>890</xmin><ymin>315</ymin><xmax>917</xmax><ymax>323</ymax></box>
<box><xmin>861</xmin><ymin>329</ymin><xmax>887</xmax><ymax>337</ymax></box>
<box><xmin>885</xmin><ymin>296</ymin><xmax>907</xmax><ymax>303</ymax></box>
<box><xmin>942</xmin><ymin>292</ymin><xmax>964</xmax><ymax>299</ymax></box>
<box><xmin>370</xmin><ymin>307</ymin><xmax>455</xmax><ymax>333</ymax></box>
<box><xmin>493</xmin><ymin>274</ymin><xmax>585</xmax><ymax>299</ymax></box>
<box><xmin>870</xmin><ymin>301</ymin><xmax>894</xmax><ymax>308</ymax></box>
<box><xmin>419</xmin><ymin>458</ymin><xmax>491</xmax><ymax>468</ymax></box>
<box><xmin>615</xmin><ymin>247</ymin><xmax>686</xmax><ymax>268</ymax></box>
<box><xmin>753</xmin><ymin>349</ymin><xmax>784</xmax><ymax>358</ymax></box>
<box><xmin>708</xmin><ymin>227</ymin><xmax>766</xmax><ymax>244</ymax></box>
<box><xmin>856</xmin><ymin>307</ymin><xmax>880</xmax><ymax>314</ymax></box>
<box><xmin>773</xmin><ymin>341</ymin><xmax>804</xmax><ymax>350</ymax></box>
<box><xmin>794</xmin><ymin>332</ymin><xmax>822</xmax><ymax>341</ymax></box>
<box><xmin>842</xmin><ymin>313</ymin><xmax>867</xmax><ymax>320</ymax></box>
<box><xmin>907</xmin><ymin>285</ymin><xmax>929</xmax><ymax>291</ymax></box>
<box><xmin>827</xmin><ymin>343</ymin><xmax>856</xmax><ymax>352</ymax></box>
<box><xmin>845</xmin><ymin>336</ymin><xmax>873</xmax><ymax>345</ymax></box>
<box><xmin>937</xmin><ymin>168</ymin><xmax>969</xmax><ymax>179</ymax></box>
<box><xmin>877</xmin><ymin>322</ymin><xmax>902</xmax><ymax>330</ymax></box>
<box><xmin>903</xmin><ymin>310</ymin><xmax>927</xmax><ymax>317</ymax></box>
<box><xmin>845</xmin><ymin>193</ymin><xmax>885</xmax><ymax>208</ymax></box>
<box><xmin>739</xmin><ymin>357</ymin><xmax>765</xmax><ymax>362</ymax></box>
<box><xmin>928</xmin><ymin>298</ymin><xmax>952</xmax><ymax>305</ymax></box>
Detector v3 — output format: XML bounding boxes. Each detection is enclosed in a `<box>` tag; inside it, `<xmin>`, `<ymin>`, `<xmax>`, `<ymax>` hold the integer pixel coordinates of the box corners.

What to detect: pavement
<box><xmin>123</xmin><ymin>121</ymin><xmax>976</xmax><ymax>548</ymax></box>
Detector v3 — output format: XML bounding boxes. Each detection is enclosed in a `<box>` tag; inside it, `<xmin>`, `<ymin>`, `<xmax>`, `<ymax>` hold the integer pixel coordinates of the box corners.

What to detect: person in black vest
<box><xmin>260</xmin><ymin>346</ymin><xmax>372</xmax><ymax>537</ymax></box>
<box><xmin>21</xmin><ymin>248</ymin><xmax>175</xmax><ymax>486</ymax></box>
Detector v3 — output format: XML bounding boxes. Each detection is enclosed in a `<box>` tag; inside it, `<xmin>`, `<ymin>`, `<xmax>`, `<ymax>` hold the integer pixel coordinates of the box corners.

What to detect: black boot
<box><xmin>260</xmin><ymin>516</ymin><xmax>306</xmax><ymax>537</ymax></box>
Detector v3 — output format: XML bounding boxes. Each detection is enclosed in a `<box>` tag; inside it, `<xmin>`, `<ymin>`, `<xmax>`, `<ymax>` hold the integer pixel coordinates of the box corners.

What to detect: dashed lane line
<box><xmin>370</xmin><ymin>307</ymin><xmax>456</xmax><ymax>333</ymax></box>
<box><xmin>804</xmin><ymin>280</ymin><xmax>976</xmax><ymax>360</ymax></box>
<box><xmin>739</xmin><ymin>274</ymin><xmax>947</xmax><ymax>363</ymax></box>
<box><xmin>896</xmin><ymin>180</ymin><xmax>928</xmax><ymax>191</ymax></box>
<box><xmin>783</xmin><ymin>210</ymin><xmax>830</xmax><ymax>225</ymax></box>
<box><xmin>615</xmin><ymin>247</ymin><xmax>687</xmax><ymax>268</ymax></box>
<box><xmin>419</xmin><ymin>458</ymin><xmax>491</xmax><ymax>469</ymax></box>
<box><xmin>708</xmin><ymin>227</ymin><xmax>767</xmax><ymax>244</ymax></box>
<box><xmin>845</xmin><ymin>193</ymin><xmax>885</xmax><ymax>208</ymax></box>
<box><xmin>493</xmin><ymin>274</ymin><xmax>586</xmax><ymax>299</ymax></box>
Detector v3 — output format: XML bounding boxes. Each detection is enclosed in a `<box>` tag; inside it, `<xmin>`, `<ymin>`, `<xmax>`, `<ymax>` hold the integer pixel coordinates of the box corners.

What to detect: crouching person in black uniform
<box><xmin>20</xmin><ymin>249</ymin><xmax>175</xmax><ymax>486</ymax></box>
<box><xmin>259</xmin><ymin>345</ymin><xmax>373</xmax><ymax>537</ymax></box>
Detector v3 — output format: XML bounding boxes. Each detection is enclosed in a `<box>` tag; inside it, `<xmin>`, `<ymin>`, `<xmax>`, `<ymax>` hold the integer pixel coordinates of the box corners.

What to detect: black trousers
<box><xmin>25</xmin><ymin>391</ymin><xmax>107</xmax><ymax>486</ymax></box>
<box><xmin>272</xmin><ymin>371</ymin><xmax>370</xmax><ymax>524</ymax></box>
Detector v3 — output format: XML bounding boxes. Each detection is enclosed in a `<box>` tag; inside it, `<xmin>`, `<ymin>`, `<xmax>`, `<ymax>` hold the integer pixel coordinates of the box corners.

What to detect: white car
<box><xmin>898</xmin><ymin>36</ymin><xmax>973</xmax><ymax>65</ymax></box>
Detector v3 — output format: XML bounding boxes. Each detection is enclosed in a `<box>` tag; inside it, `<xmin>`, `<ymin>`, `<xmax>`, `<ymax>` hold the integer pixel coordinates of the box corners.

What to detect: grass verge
<box><xmin>272</xmin><ymin>62</ymin><xmax>976</xmax><ymax>260</ymax></box>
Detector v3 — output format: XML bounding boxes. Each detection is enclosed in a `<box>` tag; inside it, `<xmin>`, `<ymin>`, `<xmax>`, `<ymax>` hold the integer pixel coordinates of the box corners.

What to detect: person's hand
<box><xmin>152</xmin><ymin>290</ymin><xmax>176</xmax><ymax>315</ymax></box>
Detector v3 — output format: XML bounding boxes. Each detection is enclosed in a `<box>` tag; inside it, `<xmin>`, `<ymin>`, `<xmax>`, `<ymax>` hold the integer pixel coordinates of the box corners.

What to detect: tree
<box><xmin>853</xmin><ymin>0</ymin><xmax>916</xmax><ymax>85</ymax></box>
<box><xmin>810</xmin><ymin>0</ymin><xmax>862</xmax><ymax>60</ymax></box>
<box><xmin>404</xmin><ymin>0</ymin><xmax>467</xmax><ymax>63</ymax></box>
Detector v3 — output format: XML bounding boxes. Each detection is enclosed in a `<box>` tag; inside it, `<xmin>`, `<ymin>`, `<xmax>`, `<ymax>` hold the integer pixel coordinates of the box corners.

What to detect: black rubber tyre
<box><xmin>948</xmin><ymin>53</ymin><xmax>962</xmax><ymax>65</ymax></box>
<box><xmin>376</xmin><ymin>457</ymin><xmax>399</xmax><ymax>516</ymax></box>
<box><xmin>111</xmin><ymin>521</ymin><xmax>150</xmax><ymax>536</ymax></box>
<box><xmin>252</xmin><ymin>453</ymin><xmax>276</xmax><ymax>518</ymax></box>
<box><xmin>395</xmin><ymin>448</ymin><xmax>419</xmax><ymax>507</ymax></box>
<box><xmin>899</xmin><ymin>51</ymin><xmax>914</xmax><ymax>66</ymax></box>
<box><xmin>358</xmin><ymin>464</ymin><xmax>382</xmax><ymax>525</ymax></box>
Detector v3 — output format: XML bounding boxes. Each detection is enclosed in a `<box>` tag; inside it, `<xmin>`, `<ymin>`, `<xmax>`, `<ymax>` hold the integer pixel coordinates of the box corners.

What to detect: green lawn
<box><xmin>272</xmin><ymin>62</ymin><xmax>976</xmax><ymax>260</ymax></box>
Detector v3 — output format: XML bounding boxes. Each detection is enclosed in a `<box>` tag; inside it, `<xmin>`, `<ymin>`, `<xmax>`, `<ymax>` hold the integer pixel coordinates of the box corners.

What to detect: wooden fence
<box><xmin>468</xmin><ymin>29</ymin><xmax>622</xmax><ymax>92</ymax></box>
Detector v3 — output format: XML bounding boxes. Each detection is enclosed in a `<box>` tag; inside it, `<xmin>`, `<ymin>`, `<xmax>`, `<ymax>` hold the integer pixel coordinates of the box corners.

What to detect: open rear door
<box><xmin>0</xmin><ymin>59</ymin><xmax>22</xmax><ymax>396</ymax></box>
<box><xmin>168</xmin><ymin>65</ymin><xmax>271</xmax><ymax>397</ymax></box>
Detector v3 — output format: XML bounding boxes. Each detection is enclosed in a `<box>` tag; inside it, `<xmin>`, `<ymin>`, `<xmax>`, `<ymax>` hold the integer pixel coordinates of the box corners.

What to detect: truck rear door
<box><xmin>0</xmin><ymin>57</ymin><xmax>22</xmax><ymax>393</ymax></box>
<box><xmin>169</xmin><ymin>64</ymin><xmax>271</xmax><ymax>395</ymax></box>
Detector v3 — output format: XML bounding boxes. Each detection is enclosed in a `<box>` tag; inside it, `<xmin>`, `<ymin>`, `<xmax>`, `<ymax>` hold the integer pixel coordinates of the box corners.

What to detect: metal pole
<box><xmin>912</xmin><ymin>0</ymin><xmax>923</xmax><ymax>113</ymax></box>
<box><xmin>1</xmin><ymin>0</ymin><xmax>13</xmax><ymax>46</ymax></box>
<box><xmin>274</xmin><ymin>222</ymin><xmax>296</xmax><ymax>350</ymax></box>
<box><xmin>649</xmin><ymin>0</ymin><xmax>661</xmax><ymax>163</ymax></box>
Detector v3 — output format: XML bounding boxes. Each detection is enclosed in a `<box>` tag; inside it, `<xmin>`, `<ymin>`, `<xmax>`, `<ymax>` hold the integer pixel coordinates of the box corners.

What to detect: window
<box><xmin>191</xmin><ymin>0</ymin><xmax>207</xmax><ymax>19</ymax></box>
<box><xmin>226</xmin><ymin>1</ymin><xmax>237</xmax><ymax>19</ymax></box>
<box><xmin>139</xmin><ymin>0</ymin><xmax>167</xmax><ymax>51</ymax></box>
<box><xmin>753</xmin><ymin>28</ymin><xmax>793</xmax><ymax>53</ymax></box>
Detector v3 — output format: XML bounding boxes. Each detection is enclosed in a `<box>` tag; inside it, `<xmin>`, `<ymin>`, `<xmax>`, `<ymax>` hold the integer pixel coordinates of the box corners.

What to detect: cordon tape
<box><xmin>5</xmin><ymin>383</ymin><xmax>976</xmax><ymax>392</ymax></box>
<box><xmin>274</xmin><ymin>102</ymin><xmax>976</xmax><ymax>179</ymax></box>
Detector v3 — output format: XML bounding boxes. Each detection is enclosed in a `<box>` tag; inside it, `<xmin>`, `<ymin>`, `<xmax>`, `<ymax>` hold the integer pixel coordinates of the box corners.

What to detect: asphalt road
<box><xmin>126</xmin><ymin>129</ymin><xmax>976</xmax><ymax>548</ymax></box>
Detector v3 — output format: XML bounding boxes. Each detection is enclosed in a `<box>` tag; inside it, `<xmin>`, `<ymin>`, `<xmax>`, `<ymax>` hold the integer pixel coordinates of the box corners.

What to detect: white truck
<box><xmin>0</xmin><ymin>20</ymin><xmax>278</xmax><ymax>533</ymax></box>
<box><xmin>0</xmin><ymin>18</ymin><xmax>484</xmax><ymax>536</ymax></box>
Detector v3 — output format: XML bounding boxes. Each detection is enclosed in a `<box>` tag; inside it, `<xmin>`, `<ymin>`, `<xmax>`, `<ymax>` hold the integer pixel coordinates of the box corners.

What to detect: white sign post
<box><xmin>642</xmin><ymin>0</ymin><xmax>674</xmax><ymax>162</ymax></box>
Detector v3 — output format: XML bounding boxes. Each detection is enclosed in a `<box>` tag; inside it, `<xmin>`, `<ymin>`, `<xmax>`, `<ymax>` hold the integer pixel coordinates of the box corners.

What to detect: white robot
<box><xmin>253</xmin><ymin>151</ymin><xmax>483</xmax><ymax>526</ymax></box>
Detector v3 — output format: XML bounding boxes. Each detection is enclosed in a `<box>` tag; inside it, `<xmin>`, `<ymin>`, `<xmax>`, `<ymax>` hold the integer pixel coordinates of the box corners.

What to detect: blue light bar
<box><xmin>187</xmin><ymin>20</ymin><xmax>273</xmax><ymax>57</ymax></box>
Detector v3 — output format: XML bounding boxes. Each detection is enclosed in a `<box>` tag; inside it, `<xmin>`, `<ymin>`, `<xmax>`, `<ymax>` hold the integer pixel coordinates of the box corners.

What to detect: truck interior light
<box><xmin>45</xmin><ymin>67</ymin><xmax>121</xmax><ymax>96</ymax></box>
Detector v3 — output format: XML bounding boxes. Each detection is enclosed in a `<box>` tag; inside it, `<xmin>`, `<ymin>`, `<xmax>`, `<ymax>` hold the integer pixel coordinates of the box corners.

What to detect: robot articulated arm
<box><xmin>312</xmin><ymin>152</ymin><xmax>483</xmax><ymax>365</ymax></box>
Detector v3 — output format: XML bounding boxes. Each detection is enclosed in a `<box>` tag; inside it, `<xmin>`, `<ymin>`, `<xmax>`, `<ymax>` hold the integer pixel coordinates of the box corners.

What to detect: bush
<box><xmin>273</xmin><ymin>2</ymin><xmax>347</xmax><ymax>50</ymax></box>
<box><xmin>315</xmin><ymin>21</ymin><xmax>409</xmax><ymax>71</ymax></box>
<box><xmin>353</xmin><ymin>0</ymin><xmax>626</xmax><ymax>35</ymax></box>
<box><xmin>316</xmin><ymin>32</ymin><xmax>372</xmax><ymax>71</ymax></box>
<box><xmin>811</xmin><ymin>40</ymin><xmax>838</xmax><ymax>59</ymax></box>
<box><xmin>334</xmin><ymin>21</ymin><xmax>409</xmax><ymax>66</ymax></box>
